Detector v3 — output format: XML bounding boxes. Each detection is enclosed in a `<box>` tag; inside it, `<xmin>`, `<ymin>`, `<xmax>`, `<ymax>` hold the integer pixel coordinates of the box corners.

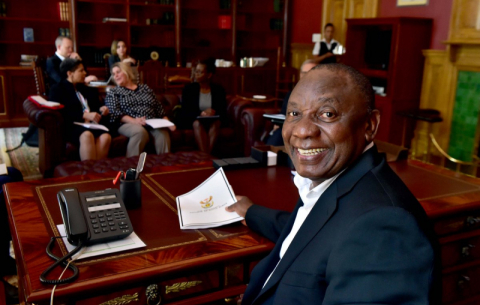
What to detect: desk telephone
<box><xmin>40</xmin><ymin>188</ymin><xmax>134</xmax><ymax>285</ymax></box>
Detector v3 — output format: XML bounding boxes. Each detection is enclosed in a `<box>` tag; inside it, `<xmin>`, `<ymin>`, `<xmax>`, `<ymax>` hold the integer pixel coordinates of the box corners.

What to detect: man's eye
<box><xmin>320</xmin><ymin>112</ymin><xmax>335</xmax><ymax>119</ymax></box>
<box><xmin>288</xmin><ymin>111</ymin><xmax>299</xmax><ymax>117</ymax></box>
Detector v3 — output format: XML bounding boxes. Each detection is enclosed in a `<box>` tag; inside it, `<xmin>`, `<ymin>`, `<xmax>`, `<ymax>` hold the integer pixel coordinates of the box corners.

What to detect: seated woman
<box><xmin>179</xmin><ymin>58</ymin><xmax>226</xmax><ymax>154</ymax></box>
<box><xmin>49</xmin><ymin>59</ymin><xmax>111</xmax><ymax>161</ymax></box>
<box><xmin>105</xmin><ymin>62</ymin><xmax>175</xmax><ymax>157</ymax></box>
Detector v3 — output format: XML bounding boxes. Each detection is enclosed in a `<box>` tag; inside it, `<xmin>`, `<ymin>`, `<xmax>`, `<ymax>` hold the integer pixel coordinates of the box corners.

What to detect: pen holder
<box><xmin>120</xmin><ymin>178</ymin><xmax>142</xmax><ymax>209</ymax></box>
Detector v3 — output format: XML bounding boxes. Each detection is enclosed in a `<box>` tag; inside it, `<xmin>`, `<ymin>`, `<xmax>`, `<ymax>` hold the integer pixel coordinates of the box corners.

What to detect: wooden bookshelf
<box><xmin>344</xmin><ymin>18</ymin><xmax>433</xmax><ymax>147</ymax></box>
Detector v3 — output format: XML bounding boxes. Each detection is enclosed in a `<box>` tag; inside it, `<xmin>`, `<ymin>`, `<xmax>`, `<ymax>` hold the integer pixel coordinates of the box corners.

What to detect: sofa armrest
<box><xmin>241</xmin><ymin>107</ymin><xmax>280</xmax><ymax>156</ymax></box>
<box><xmin>23</xmin><ymin>99</ymin><xmax>66</xmax><ymax>176</ymax></box>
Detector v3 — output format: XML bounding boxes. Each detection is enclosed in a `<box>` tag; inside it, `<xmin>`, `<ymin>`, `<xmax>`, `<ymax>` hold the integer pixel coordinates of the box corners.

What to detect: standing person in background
<box><xmin>46</xmin><ymin>36</ymin><xmax>98</xmax><ymax>86</ymax></box>
<box><xmin>105</xmin><ymin>62</ymin><xmax>175</xmax><ymax>157</ymax></box>
<box><xmin>179</xmin><ymin>58</ymin><xmax>227</xmax><ymax>154</ymax></box>
<box><xmin>49</xmin><ymin>59</ymin><xmax>111</xmax><ymax>161</ymax></box>
<box><xmin>312</xmin><ymin>23</ymin><xmax>339</xmax><ymax>64</ymax></box>
<box><xmin>108</xmin><ymin>39</ymin><xmax>137</xmax><ymax>70</ymax></box>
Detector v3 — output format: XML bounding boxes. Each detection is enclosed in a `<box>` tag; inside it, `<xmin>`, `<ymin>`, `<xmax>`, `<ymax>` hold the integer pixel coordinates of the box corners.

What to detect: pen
<box><xmin>113</xmin><ymin>171</ymin><xmax>124</xmax><ymax>185</ymax></box>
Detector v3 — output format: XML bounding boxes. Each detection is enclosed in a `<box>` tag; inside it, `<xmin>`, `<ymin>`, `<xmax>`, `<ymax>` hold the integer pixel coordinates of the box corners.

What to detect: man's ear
<box><xmin>365</xmin><ymin>109</ymin><xmax>381</xmax><ymax>143</ymax></box>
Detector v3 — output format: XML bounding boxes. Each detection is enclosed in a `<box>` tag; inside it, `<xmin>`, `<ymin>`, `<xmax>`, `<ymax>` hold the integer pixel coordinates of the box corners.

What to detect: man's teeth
<box><xmin>297</xmin><ymin>148</ymin><xmax>327</xmax><ymax>155</ymax></box>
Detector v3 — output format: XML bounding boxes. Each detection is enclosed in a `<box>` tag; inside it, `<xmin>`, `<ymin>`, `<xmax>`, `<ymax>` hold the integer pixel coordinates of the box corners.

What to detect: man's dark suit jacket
<box><xmin>46</xmin><ymin>54</ymin><xmax>63</xmax><ymax>87</ymax></box>
<box><xmin>243</xmin><ymin>146</ymin><xmax>440</xmax><ymax>305</ymax></box>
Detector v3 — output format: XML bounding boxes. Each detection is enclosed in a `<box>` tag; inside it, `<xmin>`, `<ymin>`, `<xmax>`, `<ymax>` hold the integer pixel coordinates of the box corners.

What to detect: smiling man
<box><xmin>226</xmin><ymin>64</ymin><xmax>439</xmax><ymax>305</ymax></box>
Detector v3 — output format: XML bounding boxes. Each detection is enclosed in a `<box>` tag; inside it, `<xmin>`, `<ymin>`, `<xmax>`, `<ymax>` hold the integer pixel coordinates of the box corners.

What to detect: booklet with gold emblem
<box><xmin>176</xmin><ymin>168</ymin><xmax>242</xmax><ymax>229</ymax></box>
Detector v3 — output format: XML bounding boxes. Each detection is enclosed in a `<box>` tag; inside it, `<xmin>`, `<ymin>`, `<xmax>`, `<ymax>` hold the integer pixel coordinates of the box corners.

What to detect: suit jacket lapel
<box><xmin>253</xmin><ymin>146</ymin><xmax>380</xmax><ymax>303</ymax></box>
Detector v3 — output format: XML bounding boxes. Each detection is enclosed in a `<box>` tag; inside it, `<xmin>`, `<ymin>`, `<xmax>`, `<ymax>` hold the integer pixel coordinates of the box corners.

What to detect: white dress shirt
<box><xmin>263</xmin><ymin>142</ymin><xmax>374</xmax><ymax>288</ymax></box>
<box><xmin>55</xmin><ymin>51</ymin><xmax>65</xmax><ymax>61</ymax></box>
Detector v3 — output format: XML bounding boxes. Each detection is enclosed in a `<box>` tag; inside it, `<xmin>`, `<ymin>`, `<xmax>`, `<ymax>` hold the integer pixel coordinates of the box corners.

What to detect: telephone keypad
<box><xmin>80</xmin><ymin>189</ymin><xmax>133</xmax><ymax>244</ymax></box>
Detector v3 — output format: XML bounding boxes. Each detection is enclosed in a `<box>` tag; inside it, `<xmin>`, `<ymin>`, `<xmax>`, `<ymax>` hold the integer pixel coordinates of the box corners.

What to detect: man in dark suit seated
<box><xmin>46</xmin><ymin>36</ymin><xmax>97</xmax><ymax>87</ymax></box>
<box><xmin>226</xmin><ymin>64</ymin><xmax>440</xmax><ymax>304</ymax></box>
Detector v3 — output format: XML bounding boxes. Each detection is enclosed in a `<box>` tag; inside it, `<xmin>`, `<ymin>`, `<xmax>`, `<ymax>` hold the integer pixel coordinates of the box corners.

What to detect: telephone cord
<box><xmin>40</xmin><ymin>236</ymin><xmax>84</xmax><ymax>285</ymax></box>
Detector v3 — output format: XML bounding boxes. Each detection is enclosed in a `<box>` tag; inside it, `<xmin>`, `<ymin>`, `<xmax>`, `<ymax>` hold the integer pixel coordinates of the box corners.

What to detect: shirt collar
<box><xmin>55</xmin><ymin>52</ymin><xmax>65</xmax><ymax>61</ymax></box>
<box><xmin>293</xmin><ymin>141</ymin><xmax>374</xmax><ymax>208</ymax></box>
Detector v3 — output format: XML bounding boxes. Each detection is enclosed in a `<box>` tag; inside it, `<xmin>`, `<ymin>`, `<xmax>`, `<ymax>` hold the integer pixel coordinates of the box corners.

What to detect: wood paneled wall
<box><xmin>291</xmin><ymin>0</ymin><xmax>378</xmax><ymax>70</ymax></box>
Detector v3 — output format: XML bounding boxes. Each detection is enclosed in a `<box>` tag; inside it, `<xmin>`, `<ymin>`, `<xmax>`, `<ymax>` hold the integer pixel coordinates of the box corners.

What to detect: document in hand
<box><xmin>145</xmin><ymin>118</ymin><xmax>175</xmax><ymax>129</ymax></box>
<box><xmin>74</xmin><ymin>122</ymin><xmax>109</xmax><ymax>132</ymax></box>
<box><xmin>176</xmin><ymin>168</ymin><xmax>243</xmax><ymax>229</ymax></box>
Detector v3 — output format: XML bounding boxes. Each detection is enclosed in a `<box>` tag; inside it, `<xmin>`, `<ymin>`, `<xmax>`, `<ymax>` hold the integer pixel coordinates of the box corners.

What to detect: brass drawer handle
<box><xmin>461</xmin><ymin>244</ymin><xmax>476</xmax><ymax>257</ymax></box>
<box><xmin>457</xmin><ymin>275</ymin><xmax>470</xmax><ymax>289</ymax></box>
<box><xmin>465</xmin><ymin>216</ymin><xmax>480</xmax><ymax>228</ymax></box>
<box><xmin>146</xmin><ymin>284</ymin><xmax>162</xmax><ymax>305</ymax></box>
<box><xmin>165</xmin><ymin>280</ymin><xmax>202</xmax><ymax>294</ymax></box>
<box><xmin>99</xmin><ymin>293</ymin><xmax>139</xmax><ymax>305</ymax></box>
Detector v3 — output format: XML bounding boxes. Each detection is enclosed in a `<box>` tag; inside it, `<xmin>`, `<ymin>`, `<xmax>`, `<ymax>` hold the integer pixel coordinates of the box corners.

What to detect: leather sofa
<box><xmin>23</xmin><ymin>94</ymin><xmax>255</xmax><ymax>177</ymax></box>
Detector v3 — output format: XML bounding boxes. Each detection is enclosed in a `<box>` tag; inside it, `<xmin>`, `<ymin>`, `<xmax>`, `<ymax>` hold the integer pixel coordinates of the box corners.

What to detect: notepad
<box><xmin>28</xmin><ymin>95</ymin><xmax>64</xmax><ymax>110</ymax></box>
<box><xmin>74</xmin><ymin>122</ymin><xmax>109</xmax><ymax>132</ymax></box>
<box><xmin>145</xmin><ymin>118</ymin><xmax>175</xmax><ymax>129</ymax></box>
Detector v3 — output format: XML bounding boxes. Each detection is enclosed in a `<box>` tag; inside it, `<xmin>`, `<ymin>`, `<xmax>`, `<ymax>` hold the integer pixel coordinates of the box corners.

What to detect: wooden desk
<box><xmin>6</xmin><ymin>161</ymin><xmax>480</xmax><ymax>304</ymax></box>
<box><xmin>5</xmin><ymin>166</ymin><xmax>297</xmax><ymax>304</ymax></box>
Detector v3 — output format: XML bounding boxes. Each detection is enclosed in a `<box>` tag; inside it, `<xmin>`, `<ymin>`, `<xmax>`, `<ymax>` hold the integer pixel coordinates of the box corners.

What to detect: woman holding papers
<box><xmin>105</xmin><ymin>62</ymin><xmax>175</xmax><ymax>157</ymax></box>
<box><xmin>179</xmin><ymin>58</ymin><xmax>226</xmax><ymax>154</ymax></box>
<box><xmin>49</xmin><ymin>59</ymin><xmax>111</xmax><ymax>161</ymax></box>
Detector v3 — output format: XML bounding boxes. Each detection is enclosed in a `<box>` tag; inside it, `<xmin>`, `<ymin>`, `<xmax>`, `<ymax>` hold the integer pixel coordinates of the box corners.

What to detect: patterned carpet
<box><xmin>1</xmin><ymin>127</ymin><xmax>42</xmax><ymax>181</ymax></box>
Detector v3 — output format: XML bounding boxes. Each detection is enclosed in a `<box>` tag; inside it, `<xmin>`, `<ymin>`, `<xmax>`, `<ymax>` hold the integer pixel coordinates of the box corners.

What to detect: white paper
<box><xmin>57</xmin><ymin>224</ymin><xmax>146</xmax><ymax>260</ymax></box>
<box><xmin>176</xmin><ymin>167</ymin><xmax>242</xmax><ymax>229</ymax></box>
<box><xmin>0</xmin><ymin>164</ymin><xmax>7</xmax><ymax>175</ymax></box>
<box><xmin>263</xmin><ymin>113</ymin><xmax>285</xmax><ymax>121</ymax></box>
<box><xmin>74</xmin><ymin>122</ymin><xmax>109</xmax><ymax>132</ymax></box>
<box><xmin>145</xmin><ymin>118</ymin><xmax>175</xmax><ymax>129</ymax></box>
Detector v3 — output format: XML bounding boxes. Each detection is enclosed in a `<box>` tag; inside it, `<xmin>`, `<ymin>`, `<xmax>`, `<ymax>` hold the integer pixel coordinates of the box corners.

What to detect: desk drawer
<box><xmin>441</xmin><ymin>233</ymin><xmax>480</xmax><ymax>268</ymax></box>
<box><xmin>433</xmin><ymin>212</ymin><xmax>480</xmax><ymax>237</ymax></box>
<box><xmin>75</xmin><ymin>269</ymin><xmax>220</xmax><ymax>305</ymax></box>
<box><xmin>442</xmin><ymin>264</ymin><xmax>480</xmax><ymax>304</ymax></box>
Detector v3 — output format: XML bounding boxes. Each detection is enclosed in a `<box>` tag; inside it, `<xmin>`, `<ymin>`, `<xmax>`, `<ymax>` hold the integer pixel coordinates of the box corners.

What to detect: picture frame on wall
<box><xmin>397</xmin><ymin>0</ymin><xmax>428</xmax><ymax>6</ymax></box>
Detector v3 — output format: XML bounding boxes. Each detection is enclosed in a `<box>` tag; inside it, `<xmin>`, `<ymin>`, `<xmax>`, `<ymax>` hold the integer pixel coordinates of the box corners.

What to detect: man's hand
<box><xmin>85</xmin><ymin>75</ymin><xmax>98</xmax><ymax>84</ymax></box>
<box><xmin>225</xmin><ymin>195</ymin><xmax>254</xmax><ymax>226</ymax></box>
<box><xmin>69</xmin><ymin>52</ymin><xmax>81</xmax><ymax>60</ymax></box>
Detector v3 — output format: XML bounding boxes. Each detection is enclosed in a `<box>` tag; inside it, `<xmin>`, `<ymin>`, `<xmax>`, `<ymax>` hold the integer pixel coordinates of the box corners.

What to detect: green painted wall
<box><xmin>449</xmin><ymin>71</ymin><xmax>480</xmax><ymax>161</ymax></box>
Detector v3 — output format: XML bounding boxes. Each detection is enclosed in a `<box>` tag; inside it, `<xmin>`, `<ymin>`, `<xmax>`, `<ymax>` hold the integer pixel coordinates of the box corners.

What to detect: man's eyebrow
<box><xmin>316</xmin><ymin>97</ymin><xmax>340</xmax><ymax>105</ymax></box>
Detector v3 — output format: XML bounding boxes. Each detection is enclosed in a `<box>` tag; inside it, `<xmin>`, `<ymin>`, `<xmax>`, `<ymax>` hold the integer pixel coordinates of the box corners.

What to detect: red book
<box><xmin>28</xmin><ymin>95</ymin><xmax>64</xmax><ymax>110</ymax></box>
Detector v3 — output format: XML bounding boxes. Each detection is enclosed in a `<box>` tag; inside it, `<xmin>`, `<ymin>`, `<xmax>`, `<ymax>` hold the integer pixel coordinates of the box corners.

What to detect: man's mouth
<box><xmin>297</xmin><ymin>148</ymin><xmax>327</xmax><ymax>156</ymax></box>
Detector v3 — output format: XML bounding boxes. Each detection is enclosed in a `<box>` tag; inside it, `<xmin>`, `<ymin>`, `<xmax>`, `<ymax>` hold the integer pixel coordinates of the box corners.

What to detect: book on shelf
<box><xmin>58</xmin><ymin>2</ymin><xmax>68</xmax><ymax>21</ymax></box>
<box><xmin>23</xmin><ymin>28</ymin><xmax>34</xmax><ymax>42</ymax></box>
<box><xmin>58</xmin><ymin>28</ymin><xmax>66</xmax><ymax>37</ymax></box>
<box><xmin>0</xmin><ymin>2</ymin><xmax>6</xmax><ymax>17</ymax></box>
<box><xmin>103</xmin><ymin>17</ymin><xmax>127</xmax><ymax>23</ymax></box>
<box><xmin>28</xmin><ymin>95</ymin><xmax>64</xmax><ymax>110</ymax></box>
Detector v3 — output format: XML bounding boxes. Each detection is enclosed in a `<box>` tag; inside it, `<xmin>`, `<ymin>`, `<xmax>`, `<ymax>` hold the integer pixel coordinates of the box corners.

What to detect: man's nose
<box><xmin>292</xmin><ymin>116</ymin><xmax>320</xmax><ymax>138</ymax></box>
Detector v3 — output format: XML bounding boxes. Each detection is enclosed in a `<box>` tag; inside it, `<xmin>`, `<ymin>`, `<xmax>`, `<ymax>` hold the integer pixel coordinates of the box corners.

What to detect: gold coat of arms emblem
<box><xmin>200</xmin><ymin>196</ymin><xmax>214</xmax><ymax>208</ymax></box>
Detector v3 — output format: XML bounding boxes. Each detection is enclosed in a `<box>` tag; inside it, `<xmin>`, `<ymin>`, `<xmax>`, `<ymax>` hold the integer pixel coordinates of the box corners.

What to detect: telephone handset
<box><xmin>41</xmin><ymin>187</ymin><xmax>134</xmax><ymax>285</ymax></box>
